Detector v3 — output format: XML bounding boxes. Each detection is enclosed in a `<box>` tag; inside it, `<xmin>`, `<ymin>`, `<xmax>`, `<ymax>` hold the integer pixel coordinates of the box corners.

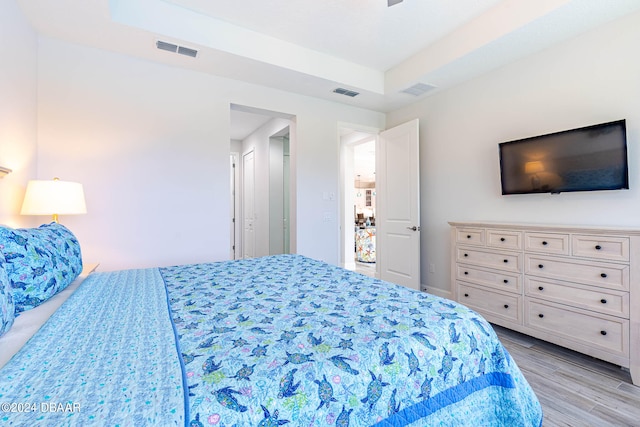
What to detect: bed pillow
<box><xmin>0</xmin><ymin>251</ymin><xmax>15</xmax><ymax>336</ymax></box>
<box><xmin>0</xmin><ymin>223</ymin><xmax>83</xmax><ymax>313</ymax></box>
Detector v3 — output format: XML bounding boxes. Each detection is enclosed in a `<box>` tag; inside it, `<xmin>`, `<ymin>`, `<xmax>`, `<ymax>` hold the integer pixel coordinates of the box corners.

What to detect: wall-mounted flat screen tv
<box><xmin>499</xmin><ymin>119</ymin><xmax>628</xmax><ymax>195</ymax></box>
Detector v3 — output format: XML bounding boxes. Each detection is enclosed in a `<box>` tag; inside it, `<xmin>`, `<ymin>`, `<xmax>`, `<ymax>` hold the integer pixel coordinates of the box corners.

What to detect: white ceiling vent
<box><xmin>156</xmin><ymin>40</ymin><xmax>198</xmax><ymax>58</ymax></box>
<box><xmin>400</xmin><ymin>83</ymin><xmax>437</xmax><ymax>97</ymax></box>
<box><xmin>333</xmin><ymin>88</ymin><xmax>360</xmax><ymax>97</ymax></box>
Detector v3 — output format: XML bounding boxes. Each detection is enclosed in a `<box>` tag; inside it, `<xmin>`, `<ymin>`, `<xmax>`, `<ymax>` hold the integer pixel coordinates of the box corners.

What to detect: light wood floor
<box><xmin>494</xmin><ymin>325</ymin><xmax>640</xmax><ymax>426</ymax></box>
<box><xmin>354</xmin><ymin>260</ymin><xmax>376</xmax><ymax>277</ymax></box>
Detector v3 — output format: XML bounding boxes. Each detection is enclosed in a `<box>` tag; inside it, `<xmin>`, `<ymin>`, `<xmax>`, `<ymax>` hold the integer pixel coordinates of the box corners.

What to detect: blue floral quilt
<box><xmin>162</xmin><ymin>255</ymin><xmax>542</xmax><ymax>426</ymax></box>
<box><xmin>0</xmin><ymin>255</ymin><xmax>542</xmax><ymax>426</ymax></box>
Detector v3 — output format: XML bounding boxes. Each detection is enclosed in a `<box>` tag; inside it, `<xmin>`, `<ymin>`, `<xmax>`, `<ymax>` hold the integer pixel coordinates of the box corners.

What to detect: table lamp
<box><xmin>21</xmin><ymin>177</ymin><xmax>87</xmax><ymax>223</ymax></box>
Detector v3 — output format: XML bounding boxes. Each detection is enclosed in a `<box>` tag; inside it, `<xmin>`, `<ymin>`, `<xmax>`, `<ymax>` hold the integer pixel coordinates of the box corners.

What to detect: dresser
<box><xmin>449</xmin><ymin>221</ymin><xmax>639</xmax><ymax>386</ymax></box>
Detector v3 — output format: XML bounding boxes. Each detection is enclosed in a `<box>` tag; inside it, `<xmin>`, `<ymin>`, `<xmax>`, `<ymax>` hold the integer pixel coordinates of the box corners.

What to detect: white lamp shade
<box><xmin>21</xmin><ymin>179</ymin><xmax>87</xmax><ymax>216</ymax></box>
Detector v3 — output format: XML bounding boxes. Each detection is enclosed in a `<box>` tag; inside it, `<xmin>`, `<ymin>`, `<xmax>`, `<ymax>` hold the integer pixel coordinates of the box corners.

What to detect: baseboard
<box><xmin>421</xmin><ymin>284</ymin><xmax>452</xmax><ymax>300</ymax></box>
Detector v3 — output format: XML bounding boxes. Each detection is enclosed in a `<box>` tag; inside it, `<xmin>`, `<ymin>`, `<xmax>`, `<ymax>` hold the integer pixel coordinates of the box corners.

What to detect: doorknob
<box><xmin>406</xmin><ymin>226</ymin><xmax>420</xmax><ymax>231</ymax></box>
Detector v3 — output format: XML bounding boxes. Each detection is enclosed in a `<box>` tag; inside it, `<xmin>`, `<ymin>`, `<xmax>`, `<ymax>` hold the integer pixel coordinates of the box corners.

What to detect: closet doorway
<box><xmin>230</xmin><ymin>104</ymin><xmax>296</xmax><ymax>260</ymax></box>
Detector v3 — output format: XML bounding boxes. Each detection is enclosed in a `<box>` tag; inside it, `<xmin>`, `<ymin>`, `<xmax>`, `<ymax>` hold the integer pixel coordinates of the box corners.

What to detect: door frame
<box><xmin>242</xmin><ymin>149</ymin><xmax>256</xmax><ymax>259</ymax></box>
<box><xmin>230</xmin><ymin>152</ymin><xmax>241</xmax><ymax>259</ymax></box>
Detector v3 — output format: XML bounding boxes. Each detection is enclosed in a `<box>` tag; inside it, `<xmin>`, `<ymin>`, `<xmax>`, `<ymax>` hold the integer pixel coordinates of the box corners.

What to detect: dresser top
<box><xmin>448</xmin><ymin>221</ymin><xmax>640</xmax><ymax>236</ymax></box>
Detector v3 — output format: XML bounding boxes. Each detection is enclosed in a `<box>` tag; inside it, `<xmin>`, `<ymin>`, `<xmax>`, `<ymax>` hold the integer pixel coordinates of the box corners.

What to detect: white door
<box><xmin>377</xmin><ymin>119</ymin><xmax>420</xmax><ymax>290</ymax></box>
<box><xmin>243</xmin><ymin>150</ymin><xmax>256</xmax><ymax>259</ymax></box>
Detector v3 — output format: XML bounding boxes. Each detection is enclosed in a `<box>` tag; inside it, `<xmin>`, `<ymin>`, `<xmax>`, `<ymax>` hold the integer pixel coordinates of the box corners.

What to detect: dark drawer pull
<box><xmin>595</xmin><ymin>245</ymin><xmax>602</xmax><ymax>250</ymax></box>
<box><xmin>600</xmin><ymin>330</ymin><xmax>607</xmax><ymax>336</ymax></box>
<box><xmin>538</xmin><ymin>286</ymin><xmax>544</xmax><ymax>291</ymax></box>
<box><xmin>503</xmin><ymin>279</ymin><xmax>509</xmax><ymax>284</ymax></box>
<box><xmin>503</xmin><ymin>259</ymin><xmax>508</xmax><ymax>263</ymax></box>
<box><xmin>500</xmin><ymin>237</ymin><xmax>506</xmax><ymax>242</ymax></box>
<box><xmin>542</xmin><ymin>241</ymin><xmax>548</xmax><ymax>246</ymax></box>
<box><xmin>466</xmin><ymin>235</ymin><xmax>471</xmax><ymax>239</ymax></box>
<box><xmin>464</xmin><ymin>293</ymin><xmax>469</xmax><ymax>297</ymax></box>
<box><xmin>464</xmin><ymin>271</ymin><xmax>469</xmax><ymax>275</ymax></box>
<box><xmin>503</xmin><ymin>304</ymin><xmax>509</xmax><ymax>309</ymax></box>
<box><xmin>600</xmin><ymin>273</ymin><xmax>607</xmax><ymax>278</ymax></box>
<box><xmin>538</xmin><ymin>264</ymin><xmax>544</xmax><ymax>269</ymax></box>
<box><xmin>463</xmin><ymin>253</ymin><xmax>468</xmax><ymax>257</ymax></box>
<box><xmin>601</xmin><ymin>299</ymin><xmax>607</xmax><ymax>304</ymax></box>
<box><xmin>538</xmin><ymin>313</ymin><xmax>544</xmax><ymax>318</ymax></box>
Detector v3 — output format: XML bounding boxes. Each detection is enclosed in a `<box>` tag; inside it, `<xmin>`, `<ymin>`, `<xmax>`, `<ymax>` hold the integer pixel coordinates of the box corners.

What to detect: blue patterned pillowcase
<box><xmin>0</xmin><ymin>223</ymin><xmax>83</xmax><ymax>313</ymax></box>
<box><xmin>0</xmin><ymin>251</ymin><xmax>15</xmax><ymax>336</ymax></box>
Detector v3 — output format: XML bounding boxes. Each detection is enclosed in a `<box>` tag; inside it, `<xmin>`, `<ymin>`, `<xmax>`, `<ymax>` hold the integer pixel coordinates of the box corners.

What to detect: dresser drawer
<box><xmin>524</xmin><ymin>232</ymin><xmax>569</xmax><ymax>255</ymax></box>
<box><xmin>487</xmin><ymin>229</ymin><xmax>523</xmax><ymax>251</ymax></box>
<box><xmin>525</xmin><ymin>277</ymin><xmax>629</xmax><ymax>318</ymax></box>
<box><xmin>456</xmin><ymin>265</ymin><xmax>521</xmax><ymax>292</ymax></box>
<box><xmin>458</xmin><ymin>282</ymin><xmax>521</xmax><ymax>323</ymax></box>
<box><xmin>457</xmin><ymin>247</ymin><xmax>521</xmax><ymax>272</ymax></box>
<box><xmin>525</xmin><ymin>299</ymin><xmax>629</xmax><ymax>357</ymax></box>
<box><xmin>456</xmin><ymin>228</ymin><xmax>485</xmax><ymax>246</ymax></box>
<box><xmin>525</xmin><ymin>254</ymin><xmax>629</xmax><ymax>291</ymax></box>
<box><xmin>572</xmin><ymin>234</ymin><xmax>629</xmax><ymax>262</ymax></box>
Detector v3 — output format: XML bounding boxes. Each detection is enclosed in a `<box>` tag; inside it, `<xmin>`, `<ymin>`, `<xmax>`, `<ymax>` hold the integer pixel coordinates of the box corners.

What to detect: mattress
<box><xmin>0</xmin><ymin>254</ymin><xmax>542</xmax><ymax>426</ymax></box>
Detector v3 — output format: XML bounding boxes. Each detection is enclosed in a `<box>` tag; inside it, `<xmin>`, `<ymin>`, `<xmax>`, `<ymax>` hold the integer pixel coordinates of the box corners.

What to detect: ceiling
<box><xmin>16</xmin><ymin>0</ymin><xmax>640</xmax><ymax>115</ymax></box>
<box><xmin>15</xmin><ymin>1</ymin><xmax>639</xmax><ymax>201</ymax></box>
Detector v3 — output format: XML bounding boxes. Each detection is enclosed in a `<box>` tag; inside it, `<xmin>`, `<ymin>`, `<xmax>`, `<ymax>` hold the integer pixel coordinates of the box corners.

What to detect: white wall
<box><xmin>0</xmin><ymin>0</ymin><xmax>37</xmax><ymax>227</ymax></box>
<box><xmin>387</xmin><ymin>10</ymin><xmax>640</xmax><ymax>296</ymax></box>
<box><xmin>34</xmin><ymin>37</ymin><xmax>385</xmax><ymax>270</ymax></box>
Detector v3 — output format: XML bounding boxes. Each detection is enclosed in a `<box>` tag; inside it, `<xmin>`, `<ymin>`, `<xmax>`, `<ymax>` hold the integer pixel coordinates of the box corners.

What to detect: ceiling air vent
<box><xmin>156</xmin><ymin>40</ymin><xmax>199</xmax><ymax>58</ymax></box>
<box><xmin>178</xmin><ymin>46</ymin><xmax>198</xmax><ymax>58</ymax></box>
<box><xmin>333</xmin><ymin>88</ymin><xmax>360</xmax><ymax>98</ymax></box>
<box><xmin>156</xmin><ymin>40</ymin><xmax>178</xmax><ymax>53</ymax></box>
<box><xmin>400</xmin><ymin>82</ymin><xmax>436</xmax><ymax>97</ymax></box>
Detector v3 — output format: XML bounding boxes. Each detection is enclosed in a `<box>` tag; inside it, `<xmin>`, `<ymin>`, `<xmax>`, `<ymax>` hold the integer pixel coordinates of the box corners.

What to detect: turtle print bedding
<box><xmin>0</xmin><ymin>222</ymin><xmax>82</xmax><ymax>313</ymax></box>
<box><xmin>0</xmin><ymin>254</ymin><xmax>542</xmax><ymax>426</ymax></box>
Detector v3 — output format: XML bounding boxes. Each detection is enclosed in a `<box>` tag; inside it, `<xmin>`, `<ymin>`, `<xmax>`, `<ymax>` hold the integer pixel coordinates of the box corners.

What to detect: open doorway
<box><xmin>340</xmin><ymin>126</ymin><xmax>379</xmax><ymax>277</ymax></box>
<box><xmin>342</xmin><ymin>120</ymin><xmax>421</xmax><ymax>288</ymax></box>
<box><xmin>230</xmin><ymin>104</ymin><xmax>296</xmax><ymax>260</ymax></box>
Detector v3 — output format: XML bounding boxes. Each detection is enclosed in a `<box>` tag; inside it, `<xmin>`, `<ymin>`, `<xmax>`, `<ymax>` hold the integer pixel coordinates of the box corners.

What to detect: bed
<box><xmin>1</xmin><ymin>227</ymin><xmax>542</xmax><ymax>426</ymax></box>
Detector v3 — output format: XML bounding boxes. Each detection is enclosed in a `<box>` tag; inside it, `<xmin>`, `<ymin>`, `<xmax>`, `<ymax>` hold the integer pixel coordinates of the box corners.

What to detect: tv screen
<box><xmin>499</xmin><ymin>119</ymin><xmax>628</xmax><ymax>195</ymax></box>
